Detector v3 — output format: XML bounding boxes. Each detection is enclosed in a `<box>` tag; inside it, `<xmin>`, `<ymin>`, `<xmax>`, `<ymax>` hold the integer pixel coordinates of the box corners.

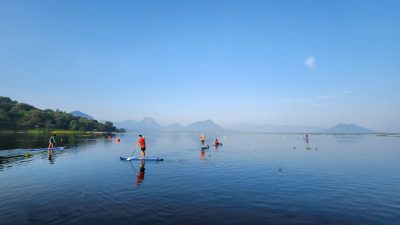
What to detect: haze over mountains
<box><xmin>114</xmin><ymin>118</ymin><xmax>224</xmax><ymax>132</ymax></box>
<box><xmin>226</xmin><ymin>123</ymin><xmax>375</xmax><ymax>133</ymax></box>
<box><xmin>324</xmin><ymin>124</ymin><xmax>374</xmax><ymax>133</ymax></box>
<box><xmin>74</xmin><ymin>111</ymin><xmax>377</xmax><ymax>133</ymax></box>
<box><xmin>226</xmin><ymin>124</ymin><xmax>324</xmax><ymax>133</ymax></box>
<box><xmin>114</xmin><ymin>118</ymin><xmax>375</xmax><ymax>133</ymax></box>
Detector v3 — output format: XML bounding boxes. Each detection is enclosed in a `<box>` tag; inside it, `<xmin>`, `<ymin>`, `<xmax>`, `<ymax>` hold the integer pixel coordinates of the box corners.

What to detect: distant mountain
<box><xmin>163</xmin><ymin>122</ymin><xmax>184</xmax><ymax>131</ymax></box>
<box><xmin>140</xmin><ymin>117</ymin><xmax>160</xmax><ymax>129</ymax></box>
<box><xmin>324</xmin><ymin>124</ymin><xmax>375</xmax><ymax>133</ymax></box>
<box><xmin>70</xmin><ymin>111</ymin><xmax>94</xmax><ymax>120</ymax></box>
<box><xmin>113</xmin><ymin>120</ymin><xmax>139</xmax><ymax>130</ymax></box>
<box><xmin>186</xmin><ymin>120</ymin><xmax>223</xmax><ymax>131</ymax></box>
<box><xmin>114</xmin><ymin>117</ymin><xmax>160</xmax><ymax>131</ymax></box>
<box><xmin>226</xmin><ymin>124</ymin><xmax>323</xmax><ymax>133</ymax></box>
<box><xmin>112</xmin><ymin>117</ymin><xmax>378</xmax><ymax>134</ymax></box>
<box><xmin>114</xmin><ymin>118</ymin><xmax>224</xmax><ymax>131</ymax></box>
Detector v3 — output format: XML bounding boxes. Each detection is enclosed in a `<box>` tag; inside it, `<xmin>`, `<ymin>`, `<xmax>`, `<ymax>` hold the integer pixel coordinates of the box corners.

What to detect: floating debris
<box><xmin>24</xmin><ymin>152</ymin><xmax>34</xmax><ymax>158</ymax></box>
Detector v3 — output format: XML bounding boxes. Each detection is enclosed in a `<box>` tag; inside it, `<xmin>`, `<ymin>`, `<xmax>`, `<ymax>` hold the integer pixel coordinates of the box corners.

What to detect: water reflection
<box><xmin>47</xmin><ymin>149</ymin><xmax>57</xmax><ymax>164</ymax></box>
<box><xmin>129</xmin><ymin>160</ymin><xmax>146</xmax><ymax>187</ymax></box>
<box><xmin>1</xmin><ymin>132</ymin><xmax>400</xmax><ymax>225</ymax></box>
<box><xmin>0</xmin><ymin>155</ymin><xmax>30</xmax><ymax>170</ymax></box>
<box><xmin>48</xmin><ymin>149</ymin><xmax>54</xmax><ymax>160</ymax></box>
<box><xmin>0</xmin><ymin>132</ymin><xmax>110</xmax><ymax>150</ymax></box>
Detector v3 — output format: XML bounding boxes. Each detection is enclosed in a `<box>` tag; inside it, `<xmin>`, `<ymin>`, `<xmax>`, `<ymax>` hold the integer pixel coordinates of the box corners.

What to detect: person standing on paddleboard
<box><xmin>48</xmin><ymin>134</ymin><xmax>56</xmax><ymax>160</ymax></box>
<box><xmin>200</xmin><ymin>134</ymin><xmax>206</xmax><ymax>146</ymax></box>
<box><xmin>214</xmin><ymin>138</ymin><xmax>220</xmax><ymax>146</ymax></box>
<box><xmin>48</xmin><ymin>134</ymin><xmax>56</xmax><ymax>149</ymax></box>
<box><xmin>138</xmin><ymin>134</ymin><xmax>146</xmax><ymax>158</ymax></box>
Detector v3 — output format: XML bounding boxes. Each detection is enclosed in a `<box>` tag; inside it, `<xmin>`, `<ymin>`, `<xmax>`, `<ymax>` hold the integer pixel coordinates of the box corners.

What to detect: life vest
<box><xmin>138</xmin><ymin>137</ymin><xmax>146</xmax><ymax>147</ymax></box>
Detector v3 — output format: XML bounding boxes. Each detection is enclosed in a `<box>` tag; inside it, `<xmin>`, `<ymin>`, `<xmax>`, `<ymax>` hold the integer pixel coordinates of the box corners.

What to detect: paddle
<box><xmin>129</xmin><ymin>160</ymin><xmax>138</xmax><ymax>175</ymax></box>
<box><xmin>130</xmin><ymin>145</ymin><xmax>139</xmax><ymax>158</ymax></box>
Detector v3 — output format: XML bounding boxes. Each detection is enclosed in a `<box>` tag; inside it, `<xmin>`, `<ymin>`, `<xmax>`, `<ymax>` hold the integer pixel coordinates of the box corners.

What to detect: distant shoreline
<box><xmin>0</xmin><ymin>129</ymin><xmax>397</xmax><ymax>137</ymax></box>
<box><xmin>118</xmin><ymin>130</ymin><xmax>399</xmax><ymax>136</ymax></box>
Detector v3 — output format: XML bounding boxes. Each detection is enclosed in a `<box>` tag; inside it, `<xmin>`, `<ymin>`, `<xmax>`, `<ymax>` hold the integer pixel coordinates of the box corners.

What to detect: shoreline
<box><xmin>0</xmin><ymin>129</ymin><xmax>118</xmax><ymax>135</ymax></box>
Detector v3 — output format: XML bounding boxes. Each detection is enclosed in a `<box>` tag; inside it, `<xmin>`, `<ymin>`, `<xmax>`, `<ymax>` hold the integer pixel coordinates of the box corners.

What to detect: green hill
<box><xmin>0</xmin><ymin>96</ymin><xmax>120</xmax><ymax>132</ymax></box>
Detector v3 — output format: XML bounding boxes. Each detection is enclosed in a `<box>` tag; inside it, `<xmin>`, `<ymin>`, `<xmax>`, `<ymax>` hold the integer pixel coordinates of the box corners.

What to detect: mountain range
<box><xmin>114</xmin><ymin>118</ymin><xmax>375</xmax><ymax>133</ymax></box>
<box><xmin>70</xmin><ymin>111</ymin><xmax>377</xmax><ymax>133</ymax></box>
<box><xmin>114</xmin><ymin>118</ymin><xmax>223</xmax><ymax>132</ymax></box>
<box><xmin>324</xmin><ymin>124</ymin><xmax>374</xmax><ymax>133</ymax></box>
<box><xmin>226</xmin><ymin>123</ymin><xmax>375</xmax><ymax>133</ymax></box>
<box><xmin>226</xmin><ymin>124</ymin><xmax>323</xmax><ymax>133</ymax></box>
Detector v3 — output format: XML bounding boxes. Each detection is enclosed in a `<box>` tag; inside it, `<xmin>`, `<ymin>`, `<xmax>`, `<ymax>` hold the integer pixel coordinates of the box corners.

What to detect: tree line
<box><xmin>0</xmin><ymin>96</ymin><xmax>124</xmax><ymax>132</ymax></box>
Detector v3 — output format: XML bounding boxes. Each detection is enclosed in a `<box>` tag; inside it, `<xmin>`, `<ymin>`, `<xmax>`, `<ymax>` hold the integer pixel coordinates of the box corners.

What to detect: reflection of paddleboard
<box><xmin>213</xmin><ymin>143</ymin><xmax>223</xmax><ymax>146</ymax></box>
<box><xmin>120</xmin><ymin>156</ymin><xmax>164</xmax><ymax>161</ymax></box>
<box><xmin>201</xmin><ymin>145</ymin><xmax>210</xmax><ymax>149</ymax></box>
<box><xmin>31</xmin><ymin>147</ymin><xmax>68</xmax><ymax>151</ymax></box>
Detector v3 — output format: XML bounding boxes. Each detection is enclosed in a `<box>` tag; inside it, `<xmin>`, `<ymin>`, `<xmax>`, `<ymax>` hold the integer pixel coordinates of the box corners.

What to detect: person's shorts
<box><xmin>141</xmin><ymin>147</ymin><xmax>146</xmax><ymax>152</ymax></box>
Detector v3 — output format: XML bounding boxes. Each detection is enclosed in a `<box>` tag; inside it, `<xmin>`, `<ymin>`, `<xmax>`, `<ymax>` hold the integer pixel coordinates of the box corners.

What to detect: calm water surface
<box><xmin>0</xmin><ymin>132</ymin><xmax>399</xmax><ymax>225</ymax></box>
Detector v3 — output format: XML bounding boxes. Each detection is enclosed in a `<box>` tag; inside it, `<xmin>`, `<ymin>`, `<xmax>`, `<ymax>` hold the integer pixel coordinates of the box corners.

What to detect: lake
<box><xmin>0</xmin><ymin>132</ymin><xmax>399</xmax><ymax>225</ymax></box>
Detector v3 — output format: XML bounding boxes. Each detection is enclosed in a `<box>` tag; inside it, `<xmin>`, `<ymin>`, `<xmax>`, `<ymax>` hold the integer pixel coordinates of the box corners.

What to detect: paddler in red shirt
<box><xmin>138</xmin><ymin>134</ymin><xmax>146</xmax><ymax>158</ymax></box>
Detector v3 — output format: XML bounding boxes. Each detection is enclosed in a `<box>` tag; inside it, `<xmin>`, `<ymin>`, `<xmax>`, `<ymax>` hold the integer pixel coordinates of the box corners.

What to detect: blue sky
<box><xmin>0</xmin><ymin>0</ymin><xmax>399</xmax><ymax>131</ymax></box>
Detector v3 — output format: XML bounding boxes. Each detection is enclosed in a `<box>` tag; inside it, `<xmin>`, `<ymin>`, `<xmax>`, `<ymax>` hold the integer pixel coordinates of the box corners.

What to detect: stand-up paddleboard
<box><xmin>30</xmin><ymin>147</ymin><xmax>68</xmax><ymax>151</ymax></box>
<box><xmin>201</xmin><ymin>145</ymin><xmax>210</xmax><ymax>149</ymax></box>
<box><xmin>213</xmin><ymin>143</ymin><xmax>223</xmax><ymax>146</ymax></box>
<box><xmin>120</xmin><ymin>156</ymin><xmax>164</xmax><ymax>161</ymax></box>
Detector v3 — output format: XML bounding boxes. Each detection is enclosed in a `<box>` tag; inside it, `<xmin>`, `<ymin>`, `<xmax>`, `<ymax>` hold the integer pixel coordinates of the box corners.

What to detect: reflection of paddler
<box><xmin>48</xmin><ymin>149</ymin><xmax>54</xmax><ymax>160</ymax></box>
<box><xmin>136</xmin><ymin>160</ymin><xmax>145</xmax><ymax>186</ymax></box>
<box><xmin>201</xmin><ymin>149</ymin><xmax>205</xmax><ymax>160</ymax></box>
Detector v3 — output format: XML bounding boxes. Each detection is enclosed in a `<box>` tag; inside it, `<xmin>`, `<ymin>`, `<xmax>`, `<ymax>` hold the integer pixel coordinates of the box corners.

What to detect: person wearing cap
<box><xmin>200</xmin><ymin>134</ymin><xmax>205</xmax><ymax>146</ymax></box>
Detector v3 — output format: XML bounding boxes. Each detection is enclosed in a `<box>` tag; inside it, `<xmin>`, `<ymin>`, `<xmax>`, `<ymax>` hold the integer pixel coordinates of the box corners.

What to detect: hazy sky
<box><xmin>0</xmin><ymin>0</ymin><xmax>399</xmax><ymax>131</ymax></box>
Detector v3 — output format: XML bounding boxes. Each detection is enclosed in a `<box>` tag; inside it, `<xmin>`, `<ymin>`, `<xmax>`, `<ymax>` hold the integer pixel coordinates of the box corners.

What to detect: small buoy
<box><xmin>116</xmin><ymin>138</ymin><xmax>121</xmax><ymax>142</ymax></box>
